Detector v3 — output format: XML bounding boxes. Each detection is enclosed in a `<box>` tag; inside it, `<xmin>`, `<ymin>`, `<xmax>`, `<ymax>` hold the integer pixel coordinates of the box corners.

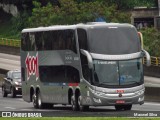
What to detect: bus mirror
<box><xmin>138</xmin><ymin>32</ymin><xmax>144</xmax><ymax>49</ymax></box>
<box><xmin>80</xmin><ymin>49</ymin><xmax>93</xmax><ymax>69</ymax></box>
<box><xmin>142</xmin><ymin>49</ymin><xmax>151</xmax><ymax>66</ymax></box>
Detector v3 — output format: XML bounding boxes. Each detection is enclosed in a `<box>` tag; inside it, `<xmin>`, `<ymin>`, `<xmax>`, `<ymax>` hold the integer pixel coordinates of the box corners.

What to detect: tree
<box><xmin>27</xmin><ymin>0</ymin><xmax>130</xmax><ymax>27</ymax></box>
<box><xmin>140</xmin><ymin>27</ymin><xmax>160</xmax><ymax>56</ymax></box>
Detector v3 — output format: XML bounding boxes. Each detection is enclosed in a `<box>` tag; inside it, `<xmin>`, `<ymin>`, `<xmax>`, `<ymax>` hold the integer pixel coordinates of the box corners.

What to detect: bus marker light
<box><xmin>68</xmin><ymin>83</ymin><xmax>79</xmax><ymax>86</ymax></box>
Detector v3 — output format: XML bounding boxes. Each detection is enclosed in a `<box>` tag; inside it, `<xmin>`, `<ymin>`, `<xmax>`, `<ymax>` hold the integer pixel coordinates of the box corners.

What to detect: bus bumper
<box><xmin>82</xmin><ymin>86</ymin><xmax>145</xmax><ymax>106</ymax></box>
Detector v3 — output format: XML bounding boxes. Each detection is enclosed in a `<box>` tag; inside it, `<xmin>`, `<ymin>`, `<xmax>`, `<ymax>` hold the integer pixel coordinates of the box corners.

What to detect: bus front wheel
<box><xmin>124</xmin><ymin>105</ymin><xmax>132</xmax><ymax>110</ymax></box>
<box><xmin>115</xmin><ymin>105</ymin><xmax>132</xmax><ymax>111</ymax></box>
<box><xmin>78</xmin><ymin>95</ymin><xmax>89</xmax><ymax>111</ymax></box>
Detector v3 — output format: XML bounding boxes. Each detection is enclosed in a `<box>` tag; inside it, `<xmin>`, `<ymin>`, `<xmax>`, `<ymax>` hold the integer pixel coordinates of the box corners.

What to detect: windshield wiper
<box><xmin>127</xmin><ymin>81</ymin><xmax>141</xmax><ymax>85</ymax></box>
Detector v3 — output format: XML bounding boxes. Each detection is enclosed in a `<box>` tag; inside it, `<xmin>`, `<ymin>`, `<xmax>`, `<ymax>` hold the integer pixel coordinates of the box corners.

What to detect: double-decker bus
<box><xmin>21</xmin><ymin>23</ymin><xmax>151</xmax><ymax>111</ymax></box>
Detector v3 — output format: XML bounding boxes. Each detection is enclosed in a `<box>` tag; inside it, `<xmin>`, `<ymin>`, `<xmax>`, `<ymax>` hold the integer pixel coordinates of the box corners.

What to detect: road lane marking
<box><xmin>144</xmin><ymin>102</ymin><xmax>160</xmax><ymax>106</ymax></box>
<box><xmin>20</xmin><ymin>109</ymin><xmax>33</xmax><ymax>111</ymax></box>
<box><xmin>5</xmin><ymin>107</ymin><xmax>16</xmax><ymax>110</ymax></box>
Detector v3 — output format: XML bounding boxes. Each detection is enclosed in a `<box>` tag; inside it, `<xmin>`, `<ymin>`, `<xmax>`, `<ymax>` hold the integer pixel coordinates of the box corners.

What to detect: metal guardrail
<box><xmin>143</xmin><ymin>57</ymin><xmax>160</xmax><ymax>67</ymax></box>
<box><xmin>0</xmin><ymin>38</ymin><xmax>160</xmax><ymax>67</ymax></box>
<box><xmin>0</xmin><ymin>38</ymin><xmax>20</xmax><ymax>47</ymax></box>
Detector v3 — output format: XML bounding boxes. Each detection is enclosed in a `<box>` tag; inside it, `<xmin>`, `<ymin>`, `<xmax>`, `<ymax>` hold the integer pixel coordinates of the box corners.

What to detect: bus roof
<box><xmin>22</xmin><ymin>23</ymin><xmax>135</xmax><ymax>33</ymax></box>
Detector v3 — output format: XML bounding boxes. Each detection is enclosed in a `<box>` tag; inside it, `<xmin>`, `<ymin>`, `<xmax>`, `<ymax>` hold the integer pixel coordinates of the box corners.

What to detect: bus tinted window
<box><xmin>88</xmin><ymin>27</ymin><xmax>141</xmax><ymax>54</ymax></box>
<box><xmin>35</xmin><ymin>32</ymin><xmax>43</xmax><ymax>50</ymax></box>
<box><xmin>21</xmin><ymin>33</ymin><xmax>30</xmax><ymax>51</ymax></box>
<box><xmin>39</xmin><ymin>66</ymin><xmax>79</xmax><ymax>83</ymax></box>
<box><xmin>22</xmin><ymin>30</ymin><xmax>77</xmax><ymax>53</ymax></box>
<box><xmin>29</xmin><ymin>33</ymin><xmax>36</xmax><ymax>51</ymax></box>
<box><xmin>77</xmin><ymin>29</ymin><xmax>88</xmax><ymax>50</ymax></box>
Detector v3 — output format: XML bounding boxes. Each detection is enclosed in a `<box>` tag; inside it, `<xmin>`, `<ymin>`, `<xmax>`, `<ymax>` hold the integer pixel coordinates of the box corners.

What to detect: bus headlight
<box><xmin>138</xmin><ymin>96</ymin><xmax>144</xmax><ymax>102</ymax></box>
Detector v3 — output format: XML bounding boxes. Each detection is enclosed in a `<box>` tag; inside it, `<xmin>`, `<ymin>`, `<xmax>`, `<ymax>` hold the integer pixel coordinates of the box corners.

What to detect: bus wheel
<box><xmin>78</xmin><ymin>95</ymin><xmax>89</xmax><ymax>111</ymax></box>
<box><xmin>37</xmin><ymin>90</ymin><xmax>45</xmax><ymax>109</ymax></box>
<box><xmin>124</xmin><ymin>105</ymin><xmax>132</xmax><ymax>110</ymax></box>
<box><xmin>71</xmin><ymin>95</ymin><xmax>79</xmax><ymax>111</ymax></box>
<box><xmin>115</xmin><ymin>105</ymin><xmax>123</xmax><ymax>111</ymax></box>
<box><xmin>32</xmin><ymin>94</ymin><xmax>38</xmax><ymax>109</ymax></box>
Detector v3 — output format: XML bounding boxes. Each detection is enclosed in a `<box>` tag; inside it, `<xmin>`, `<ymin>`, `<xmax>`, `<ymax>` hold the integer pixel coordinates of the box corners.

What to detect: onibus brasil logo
<box><xmin>25</xmin><ymin>53</ymin><xmax>39</xmax><ymax>81</ymax></box>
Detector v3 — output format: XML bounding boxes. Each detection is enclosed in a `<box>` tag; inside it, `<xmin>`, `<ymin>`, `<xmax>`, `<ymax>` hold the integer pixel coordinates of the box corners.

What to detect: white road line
<box><xmin>144</xmin><ymin>102</ymin><xmax>160</xmax><ymax>106</ymax></box>
<box><xmin>5</xmin><ymin>107</ymin><xmax>16</xmax><ymax>110</ymax></box>
<box><xmin>20</xmin><ymin>109</ymin><xmax>33</xmax><ymax>111</ymax></box>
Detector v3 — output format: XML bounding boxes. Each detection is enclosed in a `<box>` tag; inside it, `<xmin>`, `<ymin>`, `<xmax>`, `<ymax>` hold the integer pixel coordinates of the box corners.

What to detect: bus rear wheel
<box><xmin>37</xmin><ymin>90</ymin><xmax>53</xmax><ymax>109</ymax></box>
<box><xmin>71</xmin><ymin>95</ymin><xmax>79</xmax><ymax>111</ymax></box>
<box><xmin>32</xmin><ymin>94</ymin><xmax>38</xmax><ymax>109</ymax></box>
<box><xmin>37</xmin><ymin>90</ymin><xmax>45</xmax><ymax>109</ymax></box>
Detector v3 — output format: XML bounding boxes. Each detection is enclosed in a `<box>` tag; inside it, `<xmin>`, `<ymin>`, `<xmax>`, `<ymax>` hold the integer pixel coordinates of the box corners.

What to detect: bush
<box><xmin>140</xmin><ymin>27</ymin><xmax>160</xmax><ymax>57</ymax></box>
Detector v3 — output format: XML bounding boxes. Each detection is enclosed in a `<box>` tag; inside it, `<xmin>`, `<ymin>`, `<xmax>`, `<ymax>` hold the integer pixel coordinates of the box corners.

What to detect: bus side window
<box><xmin>66</xmin><ymin>66</ymin><xmax>80</xmax><ymax>83</ymax></box>
<box><xmin>65</xmin><ymin>30</ymin><xmax>77</xmax><ymax>53</ymax></box>
<box><xmin>34</xmin><ymin>32</ymin><xmax>43</xmax><ymax>50</ymax></box>
<box><xmin>21</xmin><ymin>33</ymin><xmax>29</xmax><ymax>51</ymax></box>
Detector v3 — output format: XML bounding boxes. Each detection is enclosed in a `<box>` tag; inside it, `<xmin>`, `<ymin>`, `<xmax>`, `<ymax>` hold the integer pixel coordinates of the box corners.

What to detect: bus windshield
<box><xmin>88</xmin><ymin>26</ymin><xmax>141</xmax><ymax>55</ymax></box>
<box><xmin>93</xmin><ymin>59</ymin><xmax>143</xmax><ymax>87</ymax></box>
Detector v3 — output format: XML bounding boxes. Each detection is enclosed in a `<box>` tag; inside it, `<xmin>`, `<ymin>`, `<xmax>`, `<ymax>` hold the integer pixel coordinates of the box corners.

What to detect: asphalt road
<box><xmin>0</xmin><ymin>88</ymin><xmax>160</xmax><ymax>117</ymax></box>
<box><xmin>0</xmin><ymin>53</ymin><xmax>20</xmax><ymax>71</ymax></box>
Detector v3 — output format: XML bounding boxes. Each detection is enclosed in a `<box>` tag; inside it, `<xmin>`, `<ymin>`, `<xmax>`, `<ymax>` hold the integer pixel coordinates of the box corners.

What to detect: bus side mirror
<box><xmin>142</xmin><ymin>49</ymin><xmax>151</xmax><ymax>67</ymax></box>
<box><xmin>138</xmin><ymin>32</ymin><xmax>144</xmax><ymax>49</ymax></box>
<box><xmin>80</xmin><ymin>49</ymin><xmax>93</xmax><ymax>69</ymax></box>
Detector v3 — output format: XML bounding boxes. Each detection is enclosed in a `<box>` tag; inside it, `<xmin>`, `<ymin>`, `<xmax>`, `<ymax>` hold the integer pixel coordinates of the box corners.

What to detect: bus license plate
<box><xmin>116</xmin><ymin>100</ymin><xmax>125</xmax><ymax>104</ymax></box>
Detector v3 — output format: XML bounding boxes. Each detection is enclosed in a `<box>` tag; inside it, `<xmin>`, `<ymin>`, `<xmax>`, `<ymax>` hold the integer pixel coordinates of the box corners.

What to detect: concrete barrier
<box><xmin>0</xmin><ymin>45</ymin><xmax>20</xmax><ymax>55</ymax></box>
<box><xmin>144</xmin><ymin>65</ymin><xmax>160</xmax><ymax>78</ymax></box>
<box><xmin>145</xmin><ymin>87</ymin><xmax>160</xmax><ymax>102</ymax></box>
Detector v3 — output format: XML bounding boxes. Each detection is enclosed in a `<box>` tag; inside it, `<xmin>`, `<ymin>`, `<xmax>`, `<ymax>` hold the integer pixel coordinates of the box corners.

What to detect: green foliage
<box><xmin>140</xmin><ymin>27</ymin><xmax>160</xmax><ymax>56</ymax></box>
<box><xmin>11</xmin><ymin>11</ymin><xmax>29</xmax><ymax>38</ymax></box>
<box><xmin>27</xmin><ymin>0</ymin><xmax>130</xmax><ymax>27</ymax></box>
<box><xmin>9</xmin><ymin>0</ymin><xmax>159</xmax><ymax>57</ymax></box>
<box><xmin>100</xmin><ymin>0</ymin><xmax>157</xmax><ymax>10</ymax></box>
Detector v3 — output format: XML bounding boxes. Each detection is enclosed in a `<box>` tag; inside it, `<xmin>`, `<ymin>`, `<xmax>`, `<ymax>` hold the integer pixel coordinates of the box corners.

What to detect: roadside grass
<box><xmin>0</xmin><ymin>117</ymin><xmax>160</xmax><ymax>120</ymax></box>
<box><xmin>0</xmin><ymin>20</ymin><xmax>20</xmax><ymax>39</ymax></box>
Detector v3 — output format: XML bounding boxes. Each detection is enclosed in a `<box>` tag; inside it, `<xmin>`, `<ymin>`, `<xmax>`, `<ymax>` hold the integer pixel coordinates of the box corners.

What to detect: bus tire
<box><xmin>37</xmin><ymin>90</ymin><xmax>45</xmax><ymax>109</ymax></box>
<box><xmin>115</xmin><ymin>105</ymin><xmax>123</xmax><ymax>111</ymax></box>
<box><xmin>71</xmin><ymin>95</ymin><xmax>79</xmax><ymax>111</ymax></box>
<box><xmin>32</xmin><ymin>94</ymin><xmax>38</xmax><ymax>109</ymax></box>
<box><xmin>78</xmin><ymin>95</ymin><xmax>89</xmax><ymax>111</ymax></box>
<box><xmin>124</xmin><ymin>105</ymin><xmax>132</xmax><ymax>110</ymax></box>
